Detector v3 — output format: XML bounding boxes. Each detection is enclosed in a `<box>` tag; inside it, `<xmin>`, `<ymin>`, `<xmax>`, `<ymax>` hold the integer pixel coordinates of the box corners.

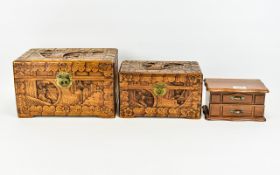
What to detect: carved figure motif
<box><xmin>133</xmin><ymin>90</ymin><xmax>154</xmax><ymax>107</ymax></box>
<box><xmin>36</xmin><ymin>81</ymin><xmax>59</xmax><ymax>104</ymax></box>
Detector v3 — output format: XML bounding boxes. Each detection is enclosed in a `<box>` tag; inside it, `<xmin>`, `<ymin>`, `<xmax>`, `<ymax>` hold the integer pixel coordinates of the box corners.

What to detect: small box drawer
<box><xmin>222</xmin><ymin>105</ymin><xmax>253</xmax><ymax>117</ymax></box>
<box><xmin>222</xmin><ymin>93</ymin><xmax>253</xmax><ymax>104</ymax></box>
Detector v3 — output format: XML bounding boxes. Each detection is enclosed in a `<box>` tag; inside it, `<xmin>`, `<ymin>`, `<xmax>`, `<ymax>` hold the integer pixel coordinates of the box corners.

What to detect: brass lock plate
<box><xmin>153</xmin><ymin>83</ymin><xmax>167</xmax><ymax>96</ymax></box>
<box><xmin>56</xmin><ymin>72</ymin><xmax>72</xmax><ymax>88</ymax></box>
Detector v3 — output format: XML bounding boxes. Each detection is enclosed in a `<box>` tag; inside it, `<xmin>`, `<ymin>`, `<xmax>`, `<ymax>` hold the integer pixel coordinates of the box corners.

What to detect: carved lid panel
<box><xmin>120</xmin><ymin>60</ymin><xmax>202</xmax><ymax>74</ymax></box>
<box><xmin>13</xmin><ymin>48</ymin><xmax>117</xmax><ymax>79</ymax></box>
<box><xmin>16</xmin><ymin>48</ymin><xmax>117</xmax><ymax>62</ymax></box>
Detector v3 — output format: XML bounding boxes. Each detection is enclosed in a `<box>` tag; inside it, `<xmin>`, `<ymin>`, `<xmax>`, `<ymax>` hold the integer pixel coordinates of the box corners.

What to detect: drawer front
<box><xmin>209</xmin><ymin>104</ymin><xmax>265</xmax><ymax>118</ymax></box>
<box><xmin>222</xmin><ymin>93</ymin><xmax>253</xmax><ymax>104</ymax></box>
<box><xmin>222</xmin><ymin>105</ymin><xmax>253</xmax><ymax>117</ymax></box>
<box><xmin>206</xmin><ymin>104</ymin><xmax>265</xmax><ymax>121</ymax></box>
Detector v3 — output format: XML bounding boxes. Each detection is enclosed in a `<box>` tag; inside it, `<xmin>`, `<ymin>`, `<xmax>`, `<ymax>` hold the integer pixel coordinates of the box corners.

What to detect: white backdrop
<box><xmin>0</xmin><ymin>0</ymin><xmax>280</xmax><ymax>175</ymax></box>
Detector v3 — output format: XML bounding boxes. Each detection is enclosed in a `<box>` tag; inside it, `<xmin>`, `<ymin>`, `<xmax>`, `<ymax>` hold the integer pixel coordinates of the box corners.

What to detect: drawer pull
<box><xmin>230</xmin><ymin>109</ymin><xmax>243</xmax><ymax>115</ymax></box>
<box><xmin>230</xmin><ymin>96</ymin><xmax>245</xmax><ymax>101</ymax></box>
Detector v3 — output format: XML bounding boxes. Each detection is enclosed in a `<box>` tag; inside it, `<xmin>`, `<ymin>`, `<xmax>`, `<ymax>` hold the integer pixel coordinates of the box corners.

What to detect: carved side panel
<box><xmin>120</xmin><ymin>74</ymin><xmax>203</xmax><ymax>118</ymax></box>
<box><xmin>14</xmin><ymin>61</ymin><xmax>115</xmax><ymax>117</ymax></box>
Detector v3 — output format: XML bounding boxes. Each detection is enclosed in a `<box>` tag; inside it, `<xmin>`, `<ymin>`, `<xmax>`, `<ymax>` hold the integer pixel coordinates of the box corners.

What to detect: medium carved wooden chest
<box><xmin>119</xmin><ymin>61</ymin><xmax>203</xmax><ymax>118</ymax></box>
<box><xmin>13</xmin><ymin>48</ymin><xmax>118</xmax><ymax>118</ymax></box>
<box><xmin>203</xmin><ymin>79</ymin><xmax>269</xmax><ymax>122</ymax></box>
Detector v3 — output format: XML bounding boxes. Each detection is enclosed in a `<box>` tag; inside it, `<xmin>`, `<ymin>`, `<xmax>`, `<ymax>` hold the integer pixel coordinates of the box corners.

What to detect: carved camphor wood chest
<box><xmin>13</xmin><ymin>48</ymin><xmax>118</xmax><ymax>118</ymax></box>
<box><xmin>203</xmin><ymin>79</ymin><xmax>269</xmax><ymax>122</ymax></box>
<box><xmin>119</xmin><ymin>61</ymin><xmax>203</xmax><ymax>118</ymax></box>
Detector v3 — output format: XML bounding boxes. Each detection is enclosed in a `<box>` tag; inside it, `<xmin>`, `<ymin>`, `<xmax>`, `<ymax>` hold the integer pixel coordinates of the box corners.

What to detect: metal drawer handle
<box><xmin>230</xmin><ymin>109</ymin><xmax>243</xmax><ymax>114</ymax></box>
<box><xmin>230</xmin><ymin>96</ymin><xmax>245</xmax><ymax>101</ymax></box>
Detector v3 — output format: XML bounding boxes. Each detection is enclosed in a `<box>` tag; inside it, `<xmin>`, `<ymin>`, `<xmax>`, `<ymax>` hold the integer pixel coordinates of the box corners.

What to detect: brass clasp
<box><xmin>153</xmin><ymin>83</ymin><xmax>167</xmax><ymax>96</ymax></box>
<box><xmin>56</xmin><ymin>72</ymin><xmax>72</xmax><ymax>88</ymax></box>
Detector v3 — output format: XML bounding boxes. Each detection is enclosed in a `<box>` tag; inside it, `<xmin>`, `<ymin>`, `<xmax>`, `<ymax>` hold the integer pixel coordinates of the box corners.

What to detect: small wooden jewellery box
<box><xmin>119</xmin><ymin>60</ymin><xmax>203</xmax><ymax>118</ymax></box>
<box><xmin>13</xmin><ymin>48</ymin><xmax>118</xmax><ymax>118</ymax></box>
<box><xmin>203</xmin><ymin>79</ymin><xmax>269</xmax><ymax>121</ymax></box>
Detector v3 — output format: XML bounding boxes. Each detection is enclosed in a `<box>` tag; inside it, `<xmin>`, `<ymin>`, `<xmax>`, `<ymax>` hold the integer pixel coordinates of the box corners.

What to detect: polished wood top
<box><xmin>204</xmin><ymin>79</ymin><xmax>269</xmax><ymax>93</ymax></box>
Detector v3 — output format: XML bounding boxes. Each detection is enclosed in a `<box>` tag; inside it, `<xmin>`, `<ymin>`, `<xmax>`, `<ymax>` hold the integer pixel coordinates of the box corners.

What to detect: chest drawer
<box><xmin>222</xmin><ymin>105</ymin><xmax>253</xmax><ymax>117</ymax></box>
<box><xmin>210</xmin><ymin>93</ymin><xmax>265</xmax><ymax>105</ymax></box>
<box><xmin>209</xmin><ymin>104</ymin><xmax>264</xmax><ymax>118</ymax></box>
<box><xmin>222</xmin><ymin>93</ymin><xmax>253</xmax><ymax>104</ymax></box>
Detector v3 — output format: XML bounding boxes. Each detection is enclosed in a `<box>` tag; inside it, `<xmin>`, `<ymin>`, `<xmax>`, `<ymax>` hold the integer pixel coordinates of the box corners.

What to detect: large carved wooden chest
<box><xmin>203</xmin><ymin>79</ymin><xmax>269</xmax><ymax>122</ymax></box>
<box><xmin>13</xmin><ymin>48</ymin><xmax>118</xmax><ymax>118</ymax></box>
<box><xmin>119</xmin><ymin>61</ymin><xmax>203</xmax><ymax>118</ymax></box>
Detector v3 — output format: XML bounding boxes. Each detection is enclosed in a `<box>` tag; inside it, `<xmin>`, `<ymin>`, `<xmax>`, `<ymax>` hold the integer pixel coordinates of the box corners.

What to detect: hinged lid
<box><xmin>205</xmin><ymin>79</ymin><xmax>269</xmax><ymax>93</ymax></box>
<box><xmin>120</xmin><ymin>60</ymin><xmax>202</xmax><ymax>75</ymax></box>
<box><xmin>15</xmin><ymin>48</ymin><xmax>117</xmax><ymax>62</ymax></box>
<box><xmin>13</xmin><ymin>48</ymin><xmax>117</xmax><ymax>79</ymax></box>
